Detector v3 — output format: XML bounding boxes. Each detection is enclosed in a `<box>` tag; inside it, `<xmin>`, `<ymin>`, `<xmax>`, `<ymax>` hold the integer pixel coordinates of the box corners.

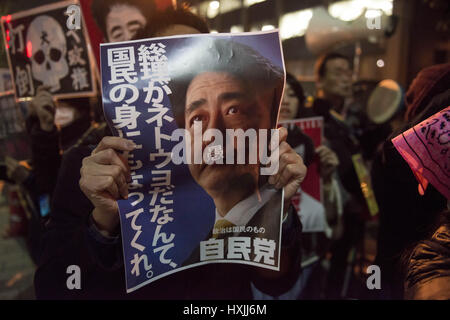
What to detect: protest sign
<box><xmin>0</xmin><ymin>92</ymin><xmax>31</xmax><ymax>161</ymax></box>
<box><xmin>100</xmin><ymin>30</ymin><xmax>285</xmax><ymax>293</ymax></box>
<box><xmin>1</xmin><ymin>0</ymin><xmax>96</xmax><ymax>101</ymax></box>
<box><xmin>392</xmin><ymin>105</ymin><xmax>450</xmax><ymax>199</ymax></box>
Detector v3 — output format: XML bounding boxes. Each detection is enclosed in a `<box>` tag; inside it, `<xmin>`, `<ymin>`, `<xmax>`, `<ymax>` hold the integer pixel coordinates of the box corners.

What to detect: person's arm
<box><xmin>251</xmin><ymin>127</ymin><xmax>307</xmax><ymax>295</ymax></box>
<box><xmin>251</xmin><ymin>202</ymin><xmax>303</xmax><ymax>296</ymax></box>
<box><xmin>27</xmin><ymin>86</ymin><xmax>61</xmax><ymax>196</ymax></box>
<box><xmin>34</xmin><ymin>143</ymin><xmax>129</xmax><ymax>299</ymax></box>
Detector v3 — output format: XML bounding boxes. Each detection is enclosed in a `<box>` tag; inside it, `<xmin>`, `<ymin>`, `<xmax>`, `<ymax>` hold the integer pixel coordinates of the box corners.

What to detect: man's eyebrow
<box><xmin>127</xmin><ymin>20</ymin><xmax>144</xmax><ymax>28</ymax></box>
<box><xmin>110</xmin><ymin>25</ymin><xmax>122</xmax><ymax>35</ymax></box>
<box><xmin>186</xmin><ymin>98</ymin><xmax>206</xmax><ymax>115</ymax></box>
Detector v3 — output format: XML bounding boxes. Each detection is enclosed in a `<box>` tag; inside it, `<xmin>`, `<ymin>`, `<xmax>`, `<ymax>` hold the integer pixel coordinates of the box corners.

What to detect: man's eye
<box><xmin>190</xmin><ymin>115</ymin><xmax>203</xmax><ymax>126</ymax></box>
<box><xmin>226</xmin><ymin>106</ymin><xmax>239</xmax><ymax>115</ymax></box>
<box><xmin>112</xmin><ymin>32</ymin><xmax>123</xmax><ymax>39</ymax></box>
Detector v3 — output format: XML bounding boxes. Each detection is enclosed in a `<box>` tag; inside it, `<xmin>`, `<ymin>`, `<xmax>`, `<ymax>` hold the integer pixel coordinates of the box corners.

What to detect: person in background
<box><xmin>281</xmin><ymin>73</ymin><xmax>341</xmax><ymax>238</ymax></box>
<box><xmin>310</xmin><ymin>52</ymin><xmax>367</xmax><ymax>299</ymax></box>
<box><xmin>255</xmin><ymin>73</ymin><xmax>339</xmax><ymax>299</ymax></box>
<box><xmin>91</xmin><ymin>0</ymin><xmax>157</xmax><ymax>42</ymax></box>
<box><xmin>22</xmin><ymin>86</ymin><xmax>97</xmax><ymax>264</ymax></box>
<box><xmin>27</xmin><ymin>86</ymin><xmax>93</xmax><ymax>197</ymax></box>
<box><xmin>372</xmin><ymin>63</ymin><xmax>450</xmax><ymax>299</ymax></box>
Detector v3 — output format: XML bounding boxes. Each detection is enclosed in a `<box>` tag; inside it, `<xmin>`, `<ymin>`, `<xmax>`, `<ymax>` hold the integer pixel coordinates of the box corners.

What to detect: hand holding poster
<box><xmin>1</xmin><ymin>0</ymin><xmax>96</xmax><ymax>100</ymax></box>
<box><xmin>100</xmin><ymin>30</ymin><xmax>286</xmax><ymax>293</ymax></box>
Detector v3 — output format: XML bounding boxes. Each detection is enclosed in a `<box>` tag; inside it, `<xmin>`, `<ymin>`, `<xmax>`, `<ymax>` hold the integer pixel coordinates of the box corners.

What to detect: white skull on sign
<box><xmin>26</xmin><ymin>15</ymin><xmax>69</xmax><ymax>92</ymax></box>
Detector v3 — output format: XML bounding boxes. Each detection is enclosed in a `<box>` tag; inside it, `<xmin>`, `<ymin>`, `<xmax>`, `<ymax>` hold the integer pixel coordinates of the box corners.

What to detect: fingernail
<box><xmin>126</xmin><ymin>141</ymin><xmax>136</xmax><ymax>150</ymax></box>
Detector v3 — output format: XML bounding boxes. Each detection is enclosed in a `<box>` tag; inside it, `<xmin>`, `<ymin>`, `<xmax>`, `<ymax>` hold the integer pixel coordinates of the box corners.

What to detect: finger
<box><xmin>269</xmin><ymin>151</ymin><xmax>301</xmax><ymax>186</ymax></box>
<box><xmin>320</xmin><ymin>154</ymin><xmax>337</xmax><ymax>164</ymax></box>
<box><xmin>82</xmin><ymin>163</ymin><xmax>128</xmax><ymax>199</ymax></box>
<box><xmin>93</xmin><ymin>136</ymin><xmax>136</xmax><ymax>154</ymax></box>
<box><xmin>315</xmin><ymin>145</ymin><xmax>326</xmax><ymax>153</ymax></box>
<box><xmin>276</xmin><ymin>162</ymin><xmax>306</xmax><ymax>190</ymax></box>
<box><xmin>268</xmin><ymin>141</ymin><xmax>296</xmax><ymax>184</ymax></box>
<box><xmin>38</xmin><ymin>90</ymin><xmax>53</xmax><ymax>101</ymax></box>
<box><xmin>86</xmin><ymin>149</ymin><xmax>131</xmax><ymax>181</ymax></box>
<box><xmin>36</xmin><ymin>85</ymin><xmax>52</xmax><ymax>93</ymax></box>
<box><xmin>316</xmin><ymin>146</ymin><xmax>331</xmax><ymax>158</ymax></box>
<box><xmin>82</xmin><ymin>175</ymin><xmax>121</xmax><ymax>200</ymax></box>
<box><xmin>279</xmin><ymin>126</ymin><xmax>288</xmax><ymax>142</ymax></box>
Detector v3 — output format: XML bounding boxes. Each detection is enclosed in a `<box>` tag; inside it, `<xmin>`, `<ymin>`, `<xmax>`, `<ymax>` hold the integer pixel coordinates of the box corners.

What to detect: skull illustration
<box><xmin>26</xmin><ymin>15</ymin><xmax>69</xmax><ymax>92</ymax></box>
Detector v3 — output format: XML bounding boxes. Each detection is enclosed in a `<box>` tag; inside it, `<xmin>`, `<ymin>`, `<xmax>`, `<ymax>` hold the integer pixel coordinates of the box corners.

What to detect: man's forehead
<box><xmin>188</xmin><ymin>72</ymin><xmax>245</xmax><ymax>92</ymax></box>
<box><xmin>107</xmin><ymin>4</ymin><xmax>146</xmax><ymax>26</ymax></box>
<box><xmin>326</xmin><ymin>58</ymin><xmax>350</xmax><ymax>71</ymax></box>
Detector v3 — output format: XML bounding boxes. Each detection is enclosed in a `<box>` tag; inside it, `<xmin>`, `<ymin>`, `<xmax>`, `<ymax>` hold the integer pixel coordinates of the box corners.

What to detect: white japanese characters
<box><xmin>3</xmin><ymin>4</ymin><xmax>94</xmax><ymax>98</ymax></box>
<box><xmin>107</xmin><ymin>42</ymin><xmax>177</xmax><ymax>279</ymax></box>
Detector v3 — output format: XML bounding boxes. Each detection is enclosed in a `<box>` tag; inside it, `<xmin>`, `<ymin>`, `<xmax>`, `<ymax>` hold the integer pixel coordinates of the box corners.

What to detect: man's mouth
<box><xmin>280</xmin><ymin>108</ymin><xmax>291</xmax><ymax>115</ymax></box>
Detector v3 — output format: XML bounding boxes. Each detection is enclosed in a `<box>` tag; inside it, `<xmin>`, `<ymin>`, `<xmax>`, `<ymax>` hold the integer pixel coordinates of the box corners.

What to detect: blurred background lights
<box><xmin>328</xmin><ymin>0</ymin><xmax>393</xmax><ymax>21</ymax></box>
<box><xmin>261</xmin><ymin>24</ymin><xmax>275</xmax><ymax>31</ymax></box>
<box><xmin>207</xmin><ymin>1</ymin><xmax>220</xmax><ymax>19</ymax></box>
<box><xmin>279</xmin><ymin>9</ymin><xmax>313</xmax><ymax>39</ymax></box>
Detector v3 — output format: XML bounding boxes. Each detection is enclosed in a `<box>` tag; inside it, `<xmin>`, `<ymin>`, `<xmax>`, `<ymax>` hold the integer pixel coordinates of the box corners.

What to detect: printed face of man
<box><xmin>184</xmin><ymin>72</ymin><xmax>273</xmax><ymax>196</ymax></box>
<box><xmin>106</xmin><ymin>4</ymin><xmax>146</xmax><ymax>42</ymax></box>
<box><xmin>320</xmin><ymin>58</ymin><xmax>352</xmax><ymax>99</ymax></box>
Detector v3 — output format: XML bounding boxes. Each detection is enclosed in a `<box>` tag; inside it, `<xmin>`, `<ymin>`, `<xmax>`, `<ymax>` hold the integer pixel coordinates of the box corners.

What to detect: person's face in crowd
<box><xmin>106</xmin><ymin>4</ymin><xmax>147</xmax><ymax>42</ymax></box>
<box><xmin>319</xmin><ymin>58</ymin><xmax>352</xmax><ymax>99</ymax></box>
<box><xmin>184</xmin><ymin>72</ymin><xmax>273</xmax><ymax>197</ymax></box>
<box><xmin>279</xmin><ymin>82</ymin><xmax>298</xmax><ymax>121</ymax></box>
<box><xmin>55</xmin><ymin>101</ymin><xmax>80</xmax><ymax>127</ymax></box>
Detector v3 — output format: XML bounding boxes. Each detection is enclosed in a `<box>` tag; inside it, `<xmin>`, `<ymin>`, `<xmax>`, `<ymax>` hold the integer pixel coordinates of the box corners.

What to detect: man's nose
<box><xmin>124</xmin><ymin>29</ymin><xmax>132</xmax><ymax>41</ymax></box>
<box><xmin>202</xmin><ymin>110</ymin><xmax>226</xmax><ymax>149</ymax></box>
<box><xmin>206</xmin><ymin>109</ymin><xmax>226</xmax><ymax>133</ymax></box>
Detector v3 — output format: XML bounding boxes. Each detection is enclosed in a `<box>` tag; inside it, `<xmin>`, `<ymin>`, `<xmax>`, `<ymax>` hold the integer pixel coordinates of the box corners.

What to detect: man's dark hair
<box><xmin>167</xmin><ymin>38</ymin><xmax>284</xmax><ymax>128</ymax></box>
<box><xmin>315</xmin><ymin>52</ymin><xmax>351</xmax><ymax>81</ymax></box>
<box><xmin>144</xmin><ymin>6</ymin><xmax>210</xmax><ymax>37</ymax></box>
<box><xmin>91</xmin><ymin>0</ymin><xmax>156</xmax><ymax>38</ymax></box>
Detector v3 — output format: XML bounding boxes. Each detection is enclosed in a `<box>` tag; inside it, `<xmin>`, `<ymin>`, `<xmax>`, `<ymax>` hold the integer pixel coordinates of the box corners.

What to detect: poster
<box><xmin>100</xmin><ymin>30</ymin><xmax>286</xmax><ymax>293</ymax></box>
<box><xmin>392</xmin><ymin>105</ymin><xmax>450</xmax><ymax>199</ymax></box>
<box><xmin>279</xmin><ymin>117</ymin><xmax>323</xmax><ymax>212</ymax></box>
<box><xmin>1</xmin><ymin>0</ymin><xmax>96</xmax><ymax>101</ymax></box>
<box><xmin>0</xmin><ymin>92</ymin><xmax>31</xmax><ymax>161</ymax></box>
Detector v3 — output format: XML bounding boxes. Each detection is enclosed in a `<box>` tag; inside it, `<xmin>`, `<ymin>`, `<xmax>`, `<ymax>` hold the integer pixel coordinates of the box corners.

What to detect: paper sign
<box><xmin>392</xmin><ymin>106</ymin><xmax>450</xmax><ymax>199</ymax></box>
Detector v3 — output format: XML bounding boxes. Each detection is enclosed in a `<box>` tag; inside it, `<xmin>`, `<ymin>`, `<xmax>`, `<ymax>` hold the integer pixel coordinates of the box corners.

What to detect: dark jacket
<box><xmin>372</xmin><ymin>80</ymin><xmax>450</xmax><ymax>300</ymax></box>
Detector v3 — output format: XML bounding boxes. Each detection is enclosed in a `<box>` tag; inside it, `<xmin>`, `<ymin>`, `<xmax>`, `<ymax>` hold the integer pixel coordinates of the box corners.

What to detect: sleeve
<box><xmin>250</xmin><ymin>203</ymin><xmax>303</xmax><ymax>296</ymax></box>
<box><xmin>27</xmin><ymin>114</ymin><xmax>61</xmax><ymax>196</ymax></box>
<box><xmin>34</xmin><ymin>146</ymin><xmax>125</xmax><ymax>299</ymax></box>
